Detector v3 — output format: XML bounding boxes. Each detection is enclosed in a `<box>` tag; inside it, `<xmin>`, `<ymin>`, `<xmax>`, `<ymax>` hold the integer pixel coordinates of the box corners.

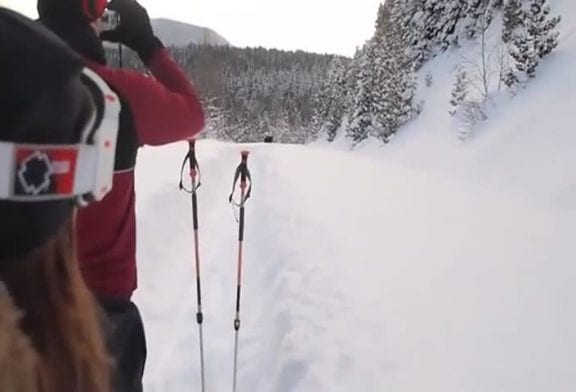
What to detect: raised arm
<box><xmin>91</xmin><ymin>51</ymin><xmax>204</xmax><ymax>145</ymax></box>
<box><xmin>97</xmin><ymin>0</ymin><xmax>205</xmax><ymax>145</ymax></box>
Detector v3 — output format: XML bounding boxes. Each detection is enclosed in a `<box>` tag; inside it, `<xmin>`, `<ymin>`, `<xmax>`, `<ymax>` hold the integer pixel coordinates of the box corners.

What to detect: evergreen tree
<box><xmin>311</xmin><ymin>57</ymin><xmax>349</xmax><ymax>142</ymax></box>
<box><xmin>422</xmin><ymin>0</ymin><xmax>447</xmax><ymax>46</ymax></box>
<box><xmin>346</xmin><ymin>0</ymin><xmax>416</xmax><ymax>145</ymax></box>
<box><xmin>450</xmin><ymin>68</ymin><xmax>469</xmax><ymax>116</ymax></box>
<box><xmin>502</xmin><ymin>68</ymin><xmax>519</xmax><ymax>89</ymax></box>
<box><xmin>492</xmin><ymin>0</ymin><xmax>505</xmax><ymax>8</ymax></box>
<box><xmin>377</xmin><ymin>0</ymin><xmax>416</xmax><ymax>142</ymax></box>
<box><xmin>527</xmin><ymin>0</ymin><xmax>561</xmax><ymax>58</ymax></box>
<box><xmin>347</xmin><ymin>40</ymin><xmax>378</xmax><ymax>145</ymax></box>
<box><xmin>324</xmin><ymin>58</ymin><xmax>349</xmax><ymax>142</ymax></box>
<box><xmin>310</xmin><ymin>74</ymin><xmax>331</xmax><ymax>137</ymax></box>
<box><xmin>203</xmin><ymin>97</ymin><xmax>233</xmax><ymax>140</ymax></box>
<box><xmin>403</xmin><ymin>0</ymin><xmax>499</xmax><ymax>70</ymax></box>
<box><xmin>510</xmin><ymin>0</ymin><xmax>560</xmax><ymax>79</ymax></box>
<box><xmin>275</xmin><ymin>112</ymin><xmax>292</xmax><ymax>143</ymax></box>
<box><xmin>439</xmin><ymin>0</ymin><xmax>468</xmax><ymax>49</ymax></box>
<box><xmin>502</xmin><ymin>0</ymin><xmax>524</xmax><ymax>43</ymax></box>
<box><xmin>404</xmin><ymin>0</ymin><xmax>431</xmax><ymax>69</ymax></box>
<box><xmin>465</xmin><ymin>0</ymin><xmax>495</xmax><ymax>39</ymax></box>
<box><xmin>375</xmin><ymin>3</ymin><xmax>389</xmax><ymax>35</ymax></box>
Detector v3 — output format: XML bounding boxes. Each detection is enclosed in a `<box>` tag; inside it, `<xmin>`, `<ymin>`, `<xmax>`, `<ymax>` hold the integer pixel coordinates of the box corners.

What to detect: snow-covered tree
<box><xmin>274</xmin><ymin>113</ymin><xmax>292</xmax><ymax>143</ymax></box>
<box><xmin>468</xmin><ymin>5</ymin><xmax>494</xmax><ymax>100</ymax></box>
<box><xmin>421</xmin><ymin>0</ymin><xmax>447</xmax><ymax>50</ymax></box>
<box><xmin>450</xmin><ymin>67</ymin><xmax>469</xmax><ymax>116</ymax></box>
<box><xmin>346</xmin><ymin>0</ymin><xmax>417</xmax><ymax>145</ymax></box>
<box><xmin>465</xmin><ymin>0</ymin><xmax>495</xmax><ymax>39</ymax></box>
<box><xmin>438</xmin><ymin>0</ymin><xmax>468</xmax><ymax>49</ymax></box>
<box><xmin>310</xmin><ymin>74</ymin><xmax>331</xmax><ymax>137</ymax></box>
<box><xmin>374</xmin><ymin>2</ymin><xmax>390</xmax><ymax>36</ymax></box>
<box><xmin>203</xmin><ymin>98</ymin><xmax>233</xmax><ymax>141</ymax></box>
<box><xmin>402</xmin><ymin>0</ymin><xmax>499</xmax><ymax>70</ymax></box>
<box><xmin>510</xmin><ymin>32</ymin><xmax>538</xmax><ymax>79</ymax></box>
<box><xmin>425</xmin><ymin>71</ymin><xmax>433</xmax><ymax>87</ymax></box>
<box><xmin>510</xmin><ymin>0</ymin><xmax>560</xmax><ymax>79</ymax></box>
<box><xmin>311</xmin><ymin>56</ymin><xmax>350</xmax><ymax>142</ymax></box>
<box><xmin>457</xmin><ymin>100</ymin><xmax>486</xmax><ymax>141</ymax></box>
<box><xmin>502</xmin><ymin>0</ymin><xmax>524</xmax><ymax>43</ymax></box>
<box><xmin>347</xmin><ymin>40</ymin><xmax>379</xmax><ymax>145</ymax></box>
<box><xmin>502</xmin><ymin>67</ymin><xmax>519</xmax><ymax>89</ymax></box>
<box><xmin>527</xmin><ymin>0</ymin><xmax>561</xmax><ymax>58</ymax></box>
<box><xmin>323</xmin><ymin>58</ymin><xmax>349</xmax><ymax>142</ymax></box>
<box><xmin>404</xmin><ymin>0</ymin><xmax>431</xmax><ymax>69</ymax></box>
<box><xmin>378</xmin><ymin>0</ymin><xmax>417</xmax><ymax>141</ymax></box>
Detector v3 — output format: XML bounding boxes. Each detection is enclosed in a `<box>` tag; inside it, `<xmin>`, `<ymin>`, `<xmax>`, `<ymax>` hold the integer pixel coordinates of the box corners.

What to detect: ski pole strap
<box><xmin>228</xmin><ymin>151</ymin><xmax>252</xmax><ymax>205</ymax></box>
<box><xmin>179</xmin><ymin>140</ymin><xmax>201</xmax><ymax>193</ymax></box>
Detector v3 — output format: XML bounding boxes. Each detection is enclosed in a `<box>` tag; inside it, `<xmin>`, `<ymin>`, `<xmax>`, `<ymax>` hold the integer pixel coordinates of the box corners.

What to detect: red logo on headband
<box><xmin>14</xmin><ymin>148</ymin><xmax>78</xmax><ymax>197</ymax></box>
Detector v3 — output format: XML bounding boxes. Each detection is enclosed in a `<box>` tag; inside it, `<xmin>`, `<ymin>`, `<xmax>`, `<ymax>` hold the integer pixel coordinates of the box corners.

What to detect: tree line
<box><xmin>108</xmin><ymin>0</ymin><xmax>561</xmax><ymax>144</ymax></box>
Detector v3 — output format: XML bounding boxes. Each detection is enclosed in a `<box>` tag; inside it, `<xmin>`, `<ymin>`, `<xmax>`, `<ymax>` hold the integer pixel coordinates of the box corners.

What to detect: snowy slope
<box><xmin>132</xmin><ymin>1</ymin><xmax>576</xmax><ymax>391</ymax></box>
<box><xmin>344</xmin><ymin>0</ymin><xmax>576</xmax><ymax>210</ymax></box>
<box><xmin>133</xmin><ymin>139</ymin><xmax>575</xmax><ymax>392</ymax></box>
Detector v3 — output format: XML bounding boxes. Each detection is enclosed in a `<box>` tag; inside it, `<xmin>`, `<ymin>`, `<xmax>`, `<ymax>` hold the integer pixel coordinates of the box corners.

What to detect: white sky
<box><xmin>0</xmin><ymin>0</ymin><xmax>382</xmax><ymax>56</ymax></box>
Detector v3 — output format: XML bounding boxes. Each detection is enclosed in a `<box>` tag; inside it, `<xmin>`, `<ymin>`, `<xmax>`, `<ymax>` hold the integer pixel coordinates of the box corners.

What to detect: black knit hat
<box><xmin>37</xmin><ymin>0</ymin><xmax>108</xmax><ymax>64</ymax></box>
<box><xmin>38</xmin><ymin>0</ymin><xmax>108</xmax><ymax>21</ymax></box>
<box><xmin>38</xmin><ymin>0</ymin><xmax>85</xmax><ymax>21</ymax></box>
<box><xmin>0</xmin><ymin>8</ymin><xmax>95</xmax><ymax>261</ymax></box>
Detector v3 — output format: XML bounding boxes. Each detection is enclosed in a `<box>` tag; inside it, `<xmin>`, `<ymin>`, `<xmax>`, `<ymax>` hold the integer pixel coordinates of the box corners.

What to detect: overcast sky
<box><xmin>0</xmin><ymin>0</ymin><xmax>381</xmax><ymax>56</ymax></box>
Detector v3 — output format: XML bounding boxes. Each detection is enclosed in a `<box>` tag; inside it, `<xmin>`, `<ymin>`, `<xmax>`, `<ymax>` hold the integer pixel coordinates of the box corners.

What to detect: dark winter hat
<box><xmin>38</xmin><ymin>0</ymin><xmax>108</xmax><ymax>22</ymax></box>
<box><xmin>0</xmin><ymin>8</ymin><xmax>96</xmax><ymax>261</ymax></box>
<box><xmin>37</xmin><ymin>0</ymin><xmax>108</xmax><ymax>65</ymax></box>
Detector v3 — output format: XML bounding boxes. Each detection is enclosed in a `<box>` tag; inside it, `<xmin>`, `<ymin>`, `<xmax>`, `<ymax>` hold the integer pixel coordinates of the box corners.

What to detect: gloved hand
<box><xmin>99</xmin><ymin>0</ymin><xmax>163</xmax><ymax>64</ymax></box>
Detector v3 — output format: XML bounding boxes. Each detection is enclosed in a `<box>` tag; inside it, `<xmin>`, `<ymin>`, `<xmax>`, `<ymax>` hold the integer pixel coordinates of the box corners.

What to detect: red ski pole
<box><xmin>179</xmin><ymin>139</ymin><xmax>206</xmax><ymax>392</ymax></box>
<box><xmin>228</xmin><ymin>150</ymin><xmax>251</xmax><ymax>392</ymax></box>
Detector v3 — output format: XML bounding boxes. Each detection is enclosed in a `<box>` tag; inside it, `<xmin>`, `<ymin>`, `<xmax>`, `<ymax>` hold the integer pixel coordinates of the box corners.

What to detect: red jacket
<box><xmin>76</xmin><ymin>49</ymin><xmax>204</xmax><ymax>299</ymax></box>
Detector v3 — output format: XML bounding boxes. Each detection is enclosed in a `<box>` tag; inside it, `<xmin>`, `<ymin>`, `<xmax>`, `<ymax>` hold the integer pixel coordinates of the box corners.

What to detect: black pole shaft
<box><xmin>192</xmin><ymin>192</ymin><xmax>199</xmax><ymax>230</ymax></box>
<box><xmin>192</xmin><ymin>190</ymin><xmax>202</xmax><ymax>321</ymax></box>
<box><xmin>188</xmin><ymin>140</ymin><xmax>202</xmax><ymax>319</ymax></box>
<box><xmin>186</xmin><ymin>140</ymin><xmax>205</xmax><ymax>392</ymax></box>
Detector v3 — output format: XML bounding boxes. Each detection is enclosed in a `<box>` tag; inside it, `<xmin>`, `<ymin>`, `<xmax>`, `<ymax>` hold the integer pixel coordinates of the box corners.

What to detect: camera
<box><xmin>100</xmin><ymin>10</ymin><xmax>120</xmax><ymax>32</ymax></box>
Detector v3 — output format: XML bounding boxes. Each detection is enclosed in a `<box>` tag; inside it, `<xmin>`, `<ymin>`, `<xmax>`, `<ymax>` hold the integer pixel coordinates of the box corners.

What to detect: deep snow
<box><xmin>133</xmin><ymin>139</ymin><xmax>575</xmax><ymax>391</ymax></box>
<box><xmin>133</xmin><ymin>1</ymin><xmax>576</xmax><ymax>390</ymax></box>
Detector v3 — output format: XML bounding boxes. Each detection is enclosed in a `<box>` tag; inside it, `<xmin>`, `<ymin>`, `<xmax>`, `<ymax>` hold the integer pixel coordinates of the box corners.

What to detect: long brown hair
<box><xmin>0</xmin><ymin>215</ymin><xmax>110</xmax><ymax>392</ymax></box>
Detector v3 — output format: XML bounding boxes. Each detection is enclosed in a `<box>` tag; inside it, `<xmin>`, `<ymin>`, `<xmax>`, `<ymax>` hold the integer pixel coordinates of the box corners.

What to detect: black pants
<box><xmin>98</xmin><ymin>297</ymin><xmax>147</xmax><ymax>392</ymax></box>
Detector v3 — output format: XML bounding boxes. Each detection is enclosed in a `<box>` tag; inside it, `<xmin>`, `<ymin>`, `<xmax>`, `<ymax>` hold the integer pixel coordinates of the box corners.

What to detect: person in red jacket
<box><xmin>37</xmin><ymin>0</ymin><xmax>205</xmax><ymax>390</ymax></box>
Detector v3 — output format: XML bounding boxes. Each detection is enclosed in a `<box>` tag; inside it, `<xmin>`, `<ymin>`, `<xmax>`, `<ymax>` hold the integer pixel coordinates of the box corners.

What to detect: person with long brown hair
<box><xmin>0</xmin><ymin>7</ymin><xmax>122</xmax><ymax>391</ymax></box>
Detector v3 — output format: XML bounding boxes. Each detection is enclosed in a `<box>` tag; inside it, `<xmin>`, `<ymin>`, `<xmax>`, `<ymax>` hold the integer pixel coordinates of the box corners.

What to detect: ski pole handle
<box><xmin>229</xmin><ymin>151</ymin><xmax>252</xmax><ymax>206</ymax></box>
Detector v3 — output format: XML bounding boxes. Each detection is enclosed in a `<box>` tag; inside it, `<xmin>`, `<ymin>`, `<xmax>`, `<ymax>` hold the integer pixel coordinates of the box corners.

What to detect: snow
<box><xmin>134</xmin><ymin>139</ymin><xmax>575</xmax><ymax>391</ymax></box>
<box><xmin>132</xmin><ymin>1</ymin><xmax>576</xmax><ymax>390</ymax></box>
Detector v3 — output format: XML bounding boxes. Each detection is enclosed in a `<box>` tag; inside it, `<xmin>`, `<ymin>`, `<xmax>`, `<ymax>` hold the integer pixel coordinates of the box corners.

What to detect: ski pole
<box><xmin>228</xmin><ymin>151</ymin><xmax>252</xmax><ymax>392</ymax></box>
<box><xmin>179</xmin><ymin>139</ymin><xmax>206</xmax><ymax>392</ymax></box>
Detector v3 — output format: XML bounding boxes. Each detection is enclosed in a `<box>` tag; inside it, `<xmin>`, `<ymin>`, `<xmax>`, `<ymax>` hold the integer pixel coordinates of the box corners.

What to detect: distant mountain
<box><xmin>151</xmin><ymin>18</ymin><xmax>229</xmax><ymax>47</ymax></box>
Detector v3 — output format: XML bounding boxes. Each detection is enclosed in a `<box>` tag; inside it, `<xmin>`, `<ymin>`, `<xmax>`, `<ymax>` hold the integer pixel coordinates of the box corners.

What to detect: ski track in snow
<box><xmin>130</xmin><ymin>3</ymin><xmax>576</xmax><ymax>389</ymax></box>
<box><xmin>132</xmin><ymin>141</ymin><xmax>576</xmax><ymax>392</ymax></box>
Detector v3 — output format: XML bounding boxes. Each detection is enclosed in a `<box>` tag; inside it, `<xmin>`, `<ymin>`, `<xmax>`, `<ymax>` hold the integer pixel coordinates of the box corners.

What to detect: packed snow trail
<box><xmin>133</xmin><ymin>141</ymin><xmax>575</xmax><ymax>392</ymax></box>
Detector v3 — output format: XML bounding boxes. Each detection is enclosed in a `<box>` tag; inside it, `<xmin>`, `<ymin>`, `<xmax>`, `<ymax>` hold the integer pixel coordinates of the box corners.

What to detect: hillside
<box><xmin>151</xmin><ymin>18</ymin><xmax>229</xmax><ymax>47</ymax></box>
<box><xmin>312</xmin><ymin>0</ymin><xmax>569</xmax><ymax>151</ymax></box>
<box><xmin>341</xmin><ymin>0</ymin><xmax>576</xmax><ymax>208</ymax></box>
